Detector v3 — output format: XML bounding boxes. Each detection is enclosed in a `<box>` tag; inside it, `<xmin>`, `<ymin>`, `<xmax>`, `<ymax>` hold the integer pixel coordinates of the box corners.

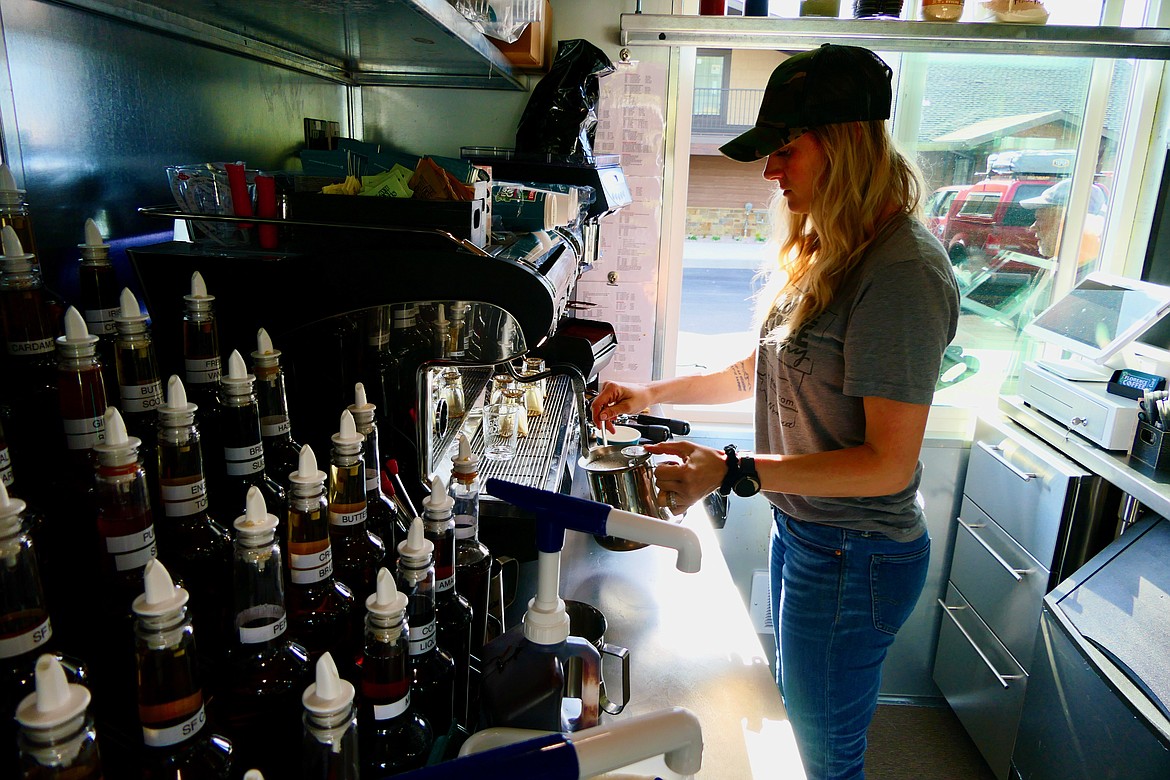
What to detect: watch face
<box><xmin>733</xmin><ymin>475</ymin><xmax>761</xmax><ymax>497</ymax></box>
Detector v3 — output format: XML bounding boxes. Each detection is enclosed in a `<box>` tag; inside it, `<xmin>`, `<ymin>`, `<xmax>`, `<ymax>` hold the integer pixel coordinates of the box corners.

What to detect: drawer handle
<box><xmin>937</xmin><ymin>599</ymin><xmax>1027</xmax><ymax>690</ymax></box>
<box><xmin>957</xmin><ymin>519</ymin><xmax>1033</xmax><ymax>582</ymax></box>
<box><xmin>975</xmin><ymin>440</ymin><xmax>1037</xmax><ymax>482</ymax></box>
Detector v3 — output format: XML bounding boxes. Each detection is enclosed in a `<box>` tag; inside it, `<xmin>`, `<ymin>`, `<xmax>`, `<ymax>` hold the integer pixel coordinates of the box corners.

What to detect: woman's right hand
<box><xmin>591</xmin><ymin>381</ymin><xmax>654</xmax><ymax>432</ymax></box>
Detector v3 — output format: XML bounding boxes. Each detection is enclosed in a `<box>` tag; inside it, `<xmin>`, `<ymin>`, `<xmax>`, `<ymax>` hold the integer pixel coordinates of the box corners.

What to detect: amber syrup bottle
<box><xmin>450</xmin><ymin>433</ymin><xmax>491</xmax><ymax>675</ymax></box>
<box><xmin>360</xmin><ymin>306</ymin><xmax>393</xmax><ymax>438</ymax></box>
<box><xmin>358</xmin><ymin>567</ymin><xmax>432</xmax><ymax>775</ymax></box>
<box><xmin>217</xmin><ymin>350</ymin><xmax>286</xmax><ymax>537</ymax></box>
<box><xmin>132</xmin><ymin>559</ymin><xmax>232</xmax><ymax>779</ymax></box>
<box><xmin>396</xmin><ymin>516</ymin><xmax>455</xmax><ymax>739</ymax></box>
<box><xmin>327</xmin><ymin>410</ymin><xmax>385</xmax><ymax>608</ymax></box>
<box><xmin>56</xmin><ymin>306</ymin><xmax>108</xmax><ymax>488</ymax></box>
<box><xmin>113</xmin><ymin>288</ymin><xmax>162</xmax><ymax>498</ymax></box>
<box><xmin>285</xmin><ymin>444</ymin><xmax>355</xmax><ymax>664</ymax></box>
<box><xmin>155</xmin><ymin>376</ymin><xmax>233</xmax><ymax>667</ymax></box>
<box><xmin>77</xmin><ymin>219</ymin><xmax>119</xmax><ymax>393</ymax></box>
<box><xmin>446</xmin><ymin>301</ymin><xmax>470</xmax><ymax>359</ymax></box>
<box><xmin>223</xmin><ymin>487</ymin><xmax>310</xmax><ymax>779</ymax></box>
<box><xmin>0</xmin><ymin>481</ymin><xmax>89</xmax><ymax>774</ymax></box>
<box><xmin>181</xmin><ymin>272</ymin><xmax>222</xmax><ymax>452</ymax></box>
<box><xmin>422</xmin><ymin>474</ymin><xmax>472</xmax><ymax>729</ymax></box>
<box><xmin>15</xmin><ymin>655</ymin><xmax>103</xmax><ymax>780</ymax></box>
<box><xmin>0</xmin><ymin>226</ymin><xmax>61</xmax><ymax>505</ymax></box>
<box><xmin>301</xmin><ymin>652</ymin><xmax>360</xmax><ymax>780</ymax></box>
<box><xmin>251</xmin><ymin>328</ymin><xmax>302</xmax><ymax>496</ymax></box>
<box><xmin>348</xmin><ymin>382</ymin><xmax>402</xmax><ymax>557</ymax></box>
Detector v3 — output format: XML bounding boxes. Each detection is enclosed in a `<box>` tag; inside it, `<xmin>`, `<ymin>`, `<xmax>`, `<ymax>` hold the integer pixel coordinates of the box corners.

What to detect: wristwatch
<box><xmin>720</xmin><ymin>444</ymin><xmax>762</xmax><ymax>498</ymax></box>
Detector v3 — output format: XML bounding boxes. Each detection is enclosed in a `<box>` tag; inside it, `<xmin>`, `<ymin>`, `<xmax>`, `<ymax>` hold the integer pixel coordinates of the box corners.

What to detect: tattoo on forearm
<box><xmin>732</xmin><ymin>362</ymin><xmax>751</xmax><ymax>392</ymax></box>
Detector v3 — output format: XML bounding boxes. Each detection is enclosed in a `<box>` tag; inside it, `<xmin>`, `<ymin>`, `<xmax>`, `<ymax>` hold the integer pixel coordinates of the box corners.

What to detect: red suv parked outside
<box><xmin>939</xmin><ymin>149</ymin><xmax>1078</xmax><ymax>270</ymax></box>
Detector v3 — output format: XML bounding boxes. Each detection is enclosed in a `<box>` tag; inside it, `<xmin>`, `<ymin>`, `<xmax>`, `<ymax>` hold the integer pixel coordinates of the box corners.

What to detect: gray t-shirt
<box><xmin>754</xmin><ymin>217</ymin><xmax>959</xmax><ymax>541</ymax></box>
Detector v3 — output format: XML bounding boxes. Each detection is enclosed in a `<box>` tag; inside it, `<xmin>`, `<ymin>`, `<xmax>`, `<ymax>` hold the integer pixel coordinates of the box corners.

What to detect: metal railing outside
<box><xmin>692</xmin><ymin>87</ymin><xmax>764</xmax><ymax>133</ymax></box>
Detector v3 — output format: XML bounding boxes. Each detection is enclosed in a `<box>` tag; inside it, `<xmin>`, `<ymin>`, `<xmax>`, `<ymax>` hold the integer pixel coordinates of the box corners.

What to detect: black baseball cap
<box><xmin>719</xmin><ymin>44</ymin><xmax>894</xmax><ymax>163</ymax></box>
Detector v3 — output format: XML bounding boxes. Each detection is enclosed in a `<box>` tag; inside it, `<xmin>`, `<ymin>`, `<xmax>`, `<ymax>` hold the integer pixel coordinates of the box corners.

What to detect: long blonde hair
<box><xmin>758</xmin><ymin>121</ymin><xmax>925</xmax><ymax>344</ymax></box>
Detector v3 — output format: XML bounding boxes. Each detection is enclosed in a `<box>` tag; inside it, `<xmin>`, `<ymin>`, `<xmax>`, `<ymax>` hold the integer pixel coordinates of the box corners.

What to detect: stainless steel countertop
<box><xmin>554</xmin><ymin>505</ymin><xmax>804</xmax><ymax>778</ymax></box>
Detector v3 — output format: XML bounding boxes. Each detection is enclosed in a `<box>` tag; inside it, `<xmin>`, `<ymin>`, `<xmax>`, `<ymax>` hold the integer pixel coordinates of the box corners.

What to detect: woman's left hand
<box><xmin>644</xmin><ymin>440</ymin><xmax>727</xmax><ymax>512</ymax></box>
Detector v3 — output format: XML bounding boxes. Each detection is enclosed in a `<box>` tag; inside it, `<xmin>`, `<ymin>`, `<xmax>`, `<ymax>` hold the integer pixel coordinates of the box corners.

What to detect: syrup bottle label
<box><xmin>237</xmin><ymin>605</ymin><xmax>288</xmax><ymax>643</ymax></box>
<box><xmin>184</xmin><ymin>357</ymin><xmax>221</xmax><ymax>385</ymax></box>
<box><xmin>224</xmin><ymin>444</ymin><xmax>265</xmax><ymax>476</ymax></box>
<box><xmin>289</xmin><ymin>545</ymin><xmax>334</xmax><ymax>584</ymax></box>
<box><xmin>141</xmin><ymin>701</ymin><xmax>206</xmax><ymax>748</ymax></box>
<box><xmin>365</xmin><ymin>466</ymin><xmax>378</xmax><ymax>493</ymax></box>
<box><xmin>329</xmin><ymin>506</ymin><xmax>368</xmax><ymax>527</ymax></box>
<box><xmin>7</xmin><ymin>337</ymin><xmax>55</xmax><ymax>356</ymax></box>
<box><xmin>373</xmin><ymin>692</ymin><xmax>410</xmax><ymax>721</ymax></box>
<box><xmin>0</xmin><ymin>616</ymin><xmax>51</xmax><ymax>658</ymax></box>
<box><xmin>435</xmin><ymin>572</ymin><xmax>454</xmax><ymax>593</ymax></box>
<box><xmin>261</xmin><ymin>416</ymin><xmax>291</xmax><ymax>437</ymax></box>
<box><xmin>408</xmin><ymin>620</ymin><xmax>436</xmax><ymax>655</ymax></box>
<box><xmin>160</xmin><ymin>480</ymin><xmax>209</xmax><ymax>517</ymax></box>
<box><xmin>84</xmin><ymin>307</ymin><xmax>120</xmax><ymax>336</ymax></box>
<box><xmin>120</xmin><ymin>380</ymin><xmax>164</xmax><ymax>413</ymax></box>
<box><xmin>455</xmin><ymin>516</ymin><xmax>477</xmax><ymax>540</ymax></box>
<box><xmin>63</xmin><ymin>416</ymin><xmax>107</xmax><ymax>450</ymax></box>
<box><xmin>0</xmin><ymin>444</ymin><xmax>12</xmax><ymax>486</ymax></box>
<box><xmin>105</xmin><ymin>525</ymin><xmax>157</xmax><ymax>571</ymax></box>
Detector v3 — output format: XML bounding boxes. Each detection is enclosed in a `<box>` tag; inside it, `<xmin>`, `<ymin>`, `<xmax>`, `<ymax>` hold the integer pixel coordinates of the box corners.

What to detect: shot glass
<box><xmin>484</xmin><ymin>402</ymin><xmax>519</xmax><ymax>461</ymax></box>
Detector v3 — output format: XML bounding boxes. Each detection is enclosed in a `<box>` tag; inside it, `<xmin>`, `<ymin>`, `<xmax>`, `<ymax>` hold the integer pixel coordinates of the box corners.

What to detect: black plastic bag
<box><xmin>515</xmin><ymin>39</ymin><xmax>615</xmax><ymax>162</ymax></box>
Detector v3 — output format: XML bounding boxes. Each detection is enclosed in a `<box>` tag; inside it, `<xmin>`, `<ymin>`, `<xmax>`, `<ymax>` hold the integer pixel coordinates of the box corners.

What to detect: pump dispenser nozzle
<box><xmin>252</xmin><ymin>328</ymin><xmax>282</xmax><ymax>368</ymax></box>
<box><xmin>116</xmin><ymin>288</ymin><xmax>146</xmax><ymax>324</ymax></box>
<box><xmin>234</xmin><ymin>485</ymin><xmax>278</xmax><ymax>538</ymax></box>
<box><xmin>289</xmin><ymin>444</ymin><xmax>324</xmax><ymax>492</ymax></box>
<box><xmin>422</xmin><ymin>475</ymin><xmax>453</xmax><ymax>517</ymax></box>
<box><xmin>132</xmin><ymin>558</ymin><xmax>189</xmax><ymax>617</ymax></box>
<box><xmin>302</xmin><ymin>651</ymin><xmax>355</xmax><ymax>717</ymax></box>
<box><xmin>222</xmin><ymin>350</ymin><xmax>251</xmax><ymax>386</ymax></box>
<box><xmin>15</xmin><ymin>655</ymin><xmax>91</xmax><ymax>730</ymax></box>
<box><xmin>189</xmin><ymin>271</ymin><xmax>210</xmax><ymax>300</ymax></box>
<box><xmin>58</xmin><ymin>306</ymin><xmax>98</xmax><ymax>351</ymax></box>
<box><xmin>397</xmin><ymin>516</ymin><xmax>434</xmax><ymax>563</ymax></box>
<box><xmin>256</xmin><ymin>328</ymin><xmax>274</xmax><ymax>356</ymax></box>
<box><xmin>243</xmin><ymin>772</ymin><xmax>265</xmax><ymax>780</ymax></box>
<box><xmin>0</xmin><ymin>163</ymin><xmax>22</xmax><ymax>201</ymax></box>
<box><xmin>451</xmin><ymin>432</ymin><xmax>479</xmax><ymax>475</ymax></box>
<box><xmin>332</xmin><ymin>409</ymin><xmax>363</xmax><ymax>450</ymax></box>
<box><xmin>367</xmin><ymin>566</ymin><xmax>408</xmax><ymax>618</ymax></box>
<box><xmin>351</xmin><ymin>383</ymin><xmax>374</xmax><ymax>414</ymax></box>
<box><xmin>0</xmin><ymin>479</ymin><xmax>26</xmax><ymax>535</ymax></box>
<box><xmin>79</xmin><ymin>218</ymin><xmax>109</xmax><ymax>260</ymax></box>
<box><xmin>93</xmin><ymin>407</ymin><xmax>138</xmax><ymax>466</ymax></box>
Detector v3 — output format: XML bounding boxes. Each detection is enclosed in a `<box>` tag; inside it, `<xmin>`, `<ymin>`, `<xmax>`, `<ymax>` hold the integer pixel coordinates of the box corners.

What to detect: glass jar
<box><xmin>440</xmin><ymin>369</ymin><xmax>466</xmax><ymax>420</ymax></box>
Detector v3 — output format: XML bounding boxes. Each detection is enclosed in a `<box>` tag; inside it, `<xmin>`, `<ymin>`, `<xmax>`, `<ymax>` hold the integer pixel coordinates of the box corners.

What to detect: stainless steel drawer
<box><xmin>934</xmin><ymin>581</ymin><xmax>1028</xmax><ymax>780</ymax></box>
<box><xmin>964</xmin><ymin>416</ymin><xmax>1090</xmax><ymax>562</ymax></box>
<box><xmin>951</xmin><ymin>497</ymin><xmax>1049</xmax><ymax>669</ymax></box>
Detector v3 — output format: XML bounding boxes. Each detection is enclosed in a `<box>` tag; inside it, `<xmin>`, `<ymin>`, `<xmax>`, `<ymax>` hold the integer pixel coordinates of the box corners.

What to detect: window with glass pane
<box><xmin>678</xmin><ymin>44</ymin><xmax>1136</xmax><ymax>419</ymax></box>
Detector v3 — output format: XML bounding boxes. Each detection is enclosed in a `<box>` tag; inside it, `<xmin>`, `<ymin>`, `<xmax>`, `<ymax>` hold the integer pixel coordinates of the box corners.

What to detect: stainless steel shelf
<box><xmin>620</xmin><ymin>14</ymin><xmax>1170</xmax><ymax>60</ymax></box>
<box><xmin>56</xmin><ymin>0</ymin><xmax>524</xmax><ymax>89</ymax></box>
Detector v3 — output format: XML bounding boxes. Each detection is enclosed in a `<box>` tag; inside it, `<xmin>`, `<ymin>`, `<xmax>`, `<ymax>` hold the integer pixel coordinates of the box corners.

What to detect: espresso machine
<box><xmin>127</xmin><ymin>153</ymin><xmax>629</xmax><ymax>536</ymax></box>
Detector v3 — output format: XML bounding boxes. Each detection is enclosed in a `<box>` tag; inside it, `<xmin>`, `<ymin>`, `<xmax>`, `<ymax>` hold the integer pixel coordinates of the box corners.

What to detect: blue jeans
<box><xmin>769</xmin><ymin>508</ymin><xmax>930</xmax><ymax>780</ymax></box>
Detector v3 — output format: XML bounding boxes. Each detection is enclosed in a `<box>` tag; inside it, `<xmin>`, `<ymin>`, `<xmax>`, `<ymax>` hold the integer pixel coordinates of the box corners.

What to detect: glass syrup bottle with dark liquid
<box><xmin>131</xmin><ymin>559</ymin><xmax>232</xmax><ymax>779</ymax></box>
<box><xmin>348</xmin><ymin>382</ymin><xmax>404</xmax><ymax>558</ymax></box>
<box><xmin>14</xmin><ymin>655</ymin><xmax>103</xmax><ymax>780</ymax></box>
<box><xmin>155</xmin><ymin>376</ymin><xmax>233</xmax><ymax>666</ymax></box>
<box><xmin>300</xmin><ymin>651</ymin><xmax>359</xmax><ymax>780</ymax></box>
<box><xmin>0</xmin><ymin>480</ymin><xmax>88</xmax><ymax>774</ymax></box>
<box><xmin>222</xmin><ymin>486</ymin><xmax>310</xmax><ymax>780</ymax></box>
<box><xmin>92</xmin><ymin>407</ymin><xmax>158</xmax><ymax>618</ymax></box>
<box><xmin>358</xmin><ymin>567</ymin><xmax>432</xmax><ymax>775</ymax></box>
<box><xmin>181</xmin><ymin>272</ymin><xmax>221</xmax><ymax>453</ymax></box>
<box><xmin>251</xmin><ymin>329</ymin><xmax>301</xmax><ymax>496</ymax></box>
<box><xmin>450</xmin><ymin>433</ymin><xmax>491</xmax><ymax>667</ymax></box>
<box><xmin>56</xmin><ymin>307</ymin><xmax>108</xmax><ymax>486</ymax></box>
<box><xmin>217</xmin><ymin>350</ymin><xmax>286</xmax><ymax>536</ymax></box>
<box><xmin>327</xmin><ymin>410</ymin><xmax>385</xmax><ymax>610</ymax></box>
<box><xmin>422</xmin><ymin>474</ymin><xmax>472</xmax><ymax>729</ymax></box>
<box><xmin>285</xmin><ymin>443</ymin><xmax>354</xmax><ymax>664</ymax></box>
<box><xmin>76</xmin><ymin>219</ymin><xmax>119</xmax><ymax>393</ymax></box>
<box><xmin>396</xmin><ymin>516</ymin><xmax>455</xmax><ymax>739</ymax></box>
<box><xmin>0</xmin><ymin>226</ymin><xmax>61</xmax><ymax>506</ymax></box>
<box><xmin>113</xmin><ymin>288</ymin><xmax>163</xmax><ymax>498</ymax></box>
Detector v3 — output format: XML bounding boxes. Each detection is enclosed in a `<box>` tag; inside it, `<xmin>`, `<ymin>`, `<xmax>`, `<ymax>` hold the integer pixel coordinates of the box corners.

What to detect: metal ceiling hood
<box><xmin>620</xmin><ymin>14</ymin><xmax>1170</xmax><ymax>60</ymax></box>
<box><xmin>56</xmin><ymin>0</ymin><xmax>525</xmax><ymax>89</ymax></box>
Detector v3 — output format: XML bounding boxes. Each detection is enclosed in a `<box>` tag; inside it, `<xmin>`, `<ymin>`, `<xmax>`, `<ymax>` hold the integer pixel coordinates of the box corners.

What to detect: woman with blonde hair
<box><xmin>591</xmin><ymin>44</ymin><xmax>959</xmax><ymax>780</ymax></box>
